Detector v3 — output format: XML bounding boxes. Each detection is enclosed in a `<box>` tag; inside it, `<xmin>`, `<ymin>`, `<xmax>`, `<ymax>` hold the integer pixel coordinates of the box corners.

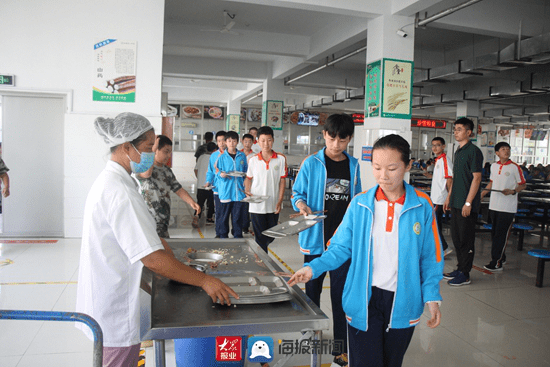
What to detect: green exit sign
<box><xmin>0</xmin><ymin>75</ymin><xmax>15</xmax><ymax>86</ymax></box>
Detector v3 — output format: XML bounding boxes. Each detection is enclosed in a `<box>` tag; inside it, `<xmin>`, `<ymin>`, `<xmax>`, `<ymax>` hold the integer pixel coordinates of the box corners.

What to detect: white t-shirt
<box><xmin>246</xmin><ymin>151</ymin><xmax>287</xmax><ymax>214</ymax></box>
<box><xmin>371</xmin><ymin>188</ymin><xmax>404</xmax><ymax>293</ymax></box>
<box><xmin>76</xmin><ymin>161</ymin><xmax>163</xmax><ymax>347</ymax></box>
<box><xmin>430</xmin><ymin>153</ymin><xmax>453</xmax><ymax>205</ymax></box>
<box><xmin>489</xmin><ymin>160</ymin><xmax>526</xmax><ymax>213</ymax></box>
<box><xmin>195</xmin><ymin>153</ymin><xmax>211</xmax><ymax>188</ymax></box>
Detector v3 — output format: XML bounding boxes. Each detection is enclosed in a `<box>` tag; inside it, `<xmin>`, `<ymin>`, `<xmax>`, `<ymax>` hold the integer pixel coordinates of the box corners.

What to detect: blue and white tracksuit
<box><xmin>306</xmin><ymin>182</ymin><xmax>444</xmax><ymax>331</ymax></box>
<box><xmin>290</xmin><ymin>147</ymin><xmax>362</xmax><ymax>255</ymax></box>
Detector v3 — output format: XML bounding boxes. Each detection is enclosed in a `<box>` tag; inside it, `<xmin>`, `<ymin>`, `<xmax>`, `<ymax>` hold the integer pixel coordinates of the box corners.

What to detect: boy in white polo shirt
<box><xmin>244</xmin><ymin>126</ymin><xmax>287</xmax><ymax>252</ymax></box>
<box><xmin>480</xmin><ymin>142</ymin><xmax>526</xmax><ymax>271</ymax></box>
<box><xmin>424</xmin><ymin>137</ymin><xmax>453</xmax><ymax>256</ymax></box>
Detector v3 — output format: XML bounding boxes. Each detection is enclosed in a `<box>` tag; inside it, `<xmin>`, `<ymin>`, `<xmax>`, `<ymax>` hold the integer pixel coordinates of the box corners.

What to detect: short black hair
<box><xmin>225</xmin><ymin>131</ymin><xmax>239</xmax><ymax>142</ymax></box>
<box><xmin>454</xmin><ymin>117</ymin><xmax>474</xmax><ymax>132</ymax></box>
<box><xmin>157</xmin><ymin>135</ymin><xmax>173</xmax><ymax>150</ymax></box>
<box><xmin>495</xmin><ymin>141</ymin><xmax>511</xmax><ymax>151</ymax></box>
<box><xmin>249</xmin><ymin>127</ymin><xmax>258</xmax><ymax>133</ymax></box>
<box><xmin>372</xmin><ymin>134</ymin><xmax>411</xmax><ymax>165</ymax></box>
<box><xmin>323</xmin><ymin>114</ymin><xmax>354</xmax><ymax>139</ymax></box>
<box><xmin>258</xmin><ymin>126</ymin><xmax>274</xmax><ymax>138</ymax></box>
<box><xmin>432</xmin><ymin>137</ymin><xmax>446</xmax><ymax>145</ymax></box>
<box><xmin>242</xmin><ymin>133</ymin><xmax>254</xmax><ymax>141</ymax></box>
<box><xmin>215</xmin><ymin>131</ymin><xmax>226</xmax><ymax>140</ymax></box>
<box><xmin>204</xmin><ymin>132</ymin><xmax>214</xmax><ymax>141</ymax></box>
<box><xmin>206</xmin><ymin>142</ymin><xmax>217</xmax><ymax>152</ymax></box>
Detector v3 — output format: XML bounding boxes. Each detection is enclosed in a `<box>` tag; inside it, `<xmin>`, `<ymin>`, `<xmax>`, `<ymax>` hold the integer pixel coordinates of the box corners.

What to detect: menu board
<box><xmin>247</xmin><ymin>109</ymin><xmax>262</xmax><ymax>123</ymax></box>
<box><xmin>181</xmin><ymin>105</ymin><xmax>202</xmax><ymax>119</ymax></box>
<box><xmin>366</xmin><ymin>60</ymin><xmax>381</xmax><ymax>118</ymax></box>
<box><xmin>93</xmin><ymin>39</ymin><xmax>137</xmax><ymax>103</ymax></box>
<box><xmin>203</xmin><ymin>106</ymin><xmax>225</xmax><ymax>120</ymax></box>
<box><xmin>381</xmin><ymin>58</ymin><xmax>413</xmax><ymax>119</ymax></box>
<box><xmin>262</xmin><ymin>101</ymin><xmax>283</xmax><ymax>130</ymax></box>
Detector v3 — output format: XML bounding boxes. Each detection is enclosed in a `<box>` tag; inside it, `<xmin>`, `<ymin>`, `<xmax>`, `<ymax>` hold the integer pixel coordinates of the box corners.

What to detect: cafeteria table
<box><xmin>140</xmin><ymin>238</ymin><xmax>330</xmax><ymax>367</ymax></box>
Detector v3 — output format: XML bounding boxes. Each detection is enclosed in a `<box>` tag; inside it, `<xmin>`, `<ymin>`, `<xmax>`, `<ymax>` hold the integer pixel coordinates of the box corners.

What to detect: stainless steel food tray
<box><xmin>225</xmin><ymin>171</ymin><xmax>246</xmax><ymax>177</ymax></box>
<box><xmin>216</xmin><ymin>276</ymin><xmax>292</xmax><ymax>304</ymax></box>
<box><xmin>262</xmin><ymin>215</ymin><xmax>326</xmax><ymax>238</ymax></box>
<box><xmin>241</xmin><ymin>195</ymin><xmax>269</xmax><ymax>203</ymax></box>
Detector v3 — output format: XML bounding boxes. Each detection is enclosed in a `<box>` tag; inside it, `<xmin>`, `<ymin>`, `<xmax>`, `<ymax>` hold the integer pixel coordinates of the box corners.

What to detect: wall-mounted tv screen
<box><xmin>297</xmin><ymin>112</ymin><xmax>319</xmax><ymax>126</ymax></box>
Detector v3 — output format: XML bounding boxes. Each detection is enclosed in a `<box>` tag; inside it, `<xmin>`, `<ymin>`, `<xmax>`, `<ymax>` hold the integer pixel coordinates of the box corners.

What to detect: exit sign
<box><xmin>0</xmin><ymin>75</ymin><xmax>15</xmax><ymax>86</ymax></box>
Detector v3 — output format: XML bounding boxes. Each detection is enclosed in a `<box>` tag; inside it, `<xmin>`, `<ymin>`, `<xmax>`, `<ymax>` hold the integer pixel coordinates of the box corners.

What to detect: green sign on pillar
<box><xmin>261</xmin><ymin>100</ymin><xmax>284</xmax><ymax>130</ymax></box>
<box><xmin>380</xmin><ymin>58</ymin><xmax>414</xmax><ymax>119</ymax></box>
<box><xmin>366</xmin><ymin>60</ymin><xmax>381</xmax><ymax>118</ymax></box>
<box><xmin>226</xmin><ymin>114</ymin><xmax>240</xmax><ymax>132</ymax></box>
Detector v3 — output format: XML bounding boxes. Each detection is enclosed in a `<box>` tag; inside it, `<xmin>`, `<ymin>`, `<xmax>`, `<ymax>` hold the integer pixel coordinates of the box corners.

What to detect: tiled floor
<box><xmin>1</xmin><ymin>183</ymin><xmax>550</xmax><ymax>366</ymax></box>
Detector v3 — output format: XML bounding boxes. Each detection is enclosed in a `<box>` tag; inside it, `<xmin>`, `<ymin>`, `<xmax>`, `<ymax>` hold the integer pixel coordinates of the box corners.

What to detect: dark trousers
<box><xmin>450</xmin><ymin>207</ymin><xmax>477</xmax><ymax>277</ymax></box>
<box><xmin>250</xmin><ymin>213</ymin><xmax>279</xmax><ymax>252</ymax></box>
<box><xmin>242</xmin><ymin>203</ymin><xmax>251</xmax><ymax>231</ymax></box>
<box><xmin>217</xmin><ymin>201</ymin><xmax>244</xmax><ymax>238</ymax></box>
<box><xmin>347</xmin><ymin>287</ymin><xmax>415</xmax><ymax>367</ymax></box>
<box><xmin>214</xmin><ymin>194</ymin><xmax>221</xmax><ymax>236</ymax></box>
<box><xmin>304</xmin><ymin>254</ymin><xmax>351</xmax><ymax>356</ymax></box>
<box><xmin>196</xmin><ymin>189</ymin><xmax>214</xmax><ymax>220</ymax></box>
<box><xmin>434</xmin><ymin>205</ymin><xmax>448</xmax><ymax>251</ymax></box>
<box><xmin>489</xmin><ymin>210</ymin><xmax>514</xmax><ymax>265</ymax></box>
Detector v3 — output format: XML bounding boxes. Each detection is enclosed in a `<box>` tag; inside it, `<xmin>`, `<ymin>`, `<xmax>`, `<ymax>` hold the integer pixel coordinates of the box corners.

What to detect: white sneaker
<box><xmin>444</xmin><ymin>248</ymin><xmax>453</xmax><ymax>257</ymax></box>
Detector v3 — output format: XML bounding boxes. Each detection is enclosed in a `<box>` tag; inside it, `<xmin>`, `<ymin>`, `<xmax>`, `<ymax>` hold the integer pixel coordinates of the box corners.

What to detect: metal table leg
<box><xmin>155</xmin><ymin>339</ymin><xmax>166</xmax><ymax>367</ymax></box>
<box><xmin>536</xmin><ymin>258</ymin><xmax>547</xmax><ymax>288</ymax></box>
<box><xmin>311</xmin><ymin>330</ymin><xmax>322</xmax><ymax>367</ymax></box>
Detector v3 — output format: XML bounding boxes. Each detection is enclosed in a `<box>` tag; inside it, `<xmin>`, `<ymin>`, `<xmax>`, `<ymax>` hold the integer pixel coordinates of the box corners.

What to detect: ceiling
<box><xmin>162</xmin><ymin>0</ymin><xmax>550</xmax><ymax>126</ymax></box>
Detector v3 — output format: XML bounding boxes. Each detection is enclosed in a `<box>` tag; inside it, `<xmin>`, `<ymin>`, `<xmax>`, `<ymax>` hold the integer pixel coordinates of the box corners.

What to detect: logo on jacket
<box><xmin>413</xmin><ymin>222</ymin><xmax>421</xmax><ymax>235</ymax></box>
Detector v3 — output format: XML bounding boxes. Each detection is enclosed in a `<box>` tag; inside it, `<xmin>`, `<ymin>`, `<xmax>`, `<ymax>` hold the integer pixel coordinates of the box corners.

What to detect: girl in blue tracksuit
<box><xmin>289</xmin><ymin>134</ymin><xmax>443</xmax><ymax>367</ymax></box>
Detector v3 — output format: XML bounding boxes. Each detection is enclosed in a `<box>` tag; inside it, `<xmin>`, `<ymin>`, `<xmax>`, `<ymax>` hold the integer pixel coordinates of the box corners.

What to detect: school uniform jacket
<box><xmin>290</xmin><ymin>147</ymin><xmax>362</xmax><ymax>255</ymax></box>
<box><xmin>214</xmin><ymin>150</ymin><xmax>248</xmax><ymax>202</ymax></box>
<box><xmin>306</xmin><ymin>182</ymin><xmax>444</xmax><ymax>331</ymax></box>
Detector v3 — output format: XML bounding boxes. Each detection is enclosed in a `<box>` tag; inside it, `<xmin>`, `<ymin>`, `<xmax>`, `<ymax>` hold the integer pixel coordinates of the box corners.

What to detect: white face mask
<box><xmin>127</xmin><ymin>145</ymin><xmax>155</xmax><ymax>173</ymax></box>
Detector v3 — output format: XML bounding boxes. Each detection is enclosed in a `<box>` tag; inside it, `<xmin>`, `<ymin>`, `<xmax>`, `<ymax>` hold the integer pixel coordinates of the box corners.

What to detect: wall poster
<box><xmin>226</xmin><ymin>114</ymin><xmax>240</xmax><ymax>132</ymax></box>
<box><xmin>93</xmin><ymin>39</ymin><xmax>137</xmax><ymax>103</ymax></box>
<box><xmin>262</xmin><ymin>100</ymin><xmax>284</xmax><ymax>130</ymax></box>
<box><xmin>380</xmin><ymin>58</ymin><xmax>413</xmax><ymax>119</ymax></box>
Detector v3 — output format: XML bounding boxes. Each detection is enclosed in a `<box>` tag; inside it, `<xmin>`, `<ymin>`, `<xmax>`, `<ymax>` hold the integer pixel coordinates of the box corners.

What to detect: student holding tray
<box><xmin>245</xmin><ymin>126</ymin><xmax>288</xmax><ymax>252</ymax></box>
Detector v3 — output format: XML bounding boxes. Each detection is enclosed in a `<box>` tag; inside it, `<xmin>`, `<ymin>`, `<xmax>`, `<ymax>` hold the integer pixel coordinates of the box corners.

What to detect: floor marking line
<box><xmin>268</xmin><ymin>248</ymin><xmax>295</xmax><ymax>274</ymax></box>
<box><xmin>0</xmin><ymin>281</ymin><xmax>77</xmax><ymax>286</ymax></box>
<box><xmin>0</xmin><ymin>259</ymin><xmax>14</xmax><ymax>267</ymax></box>
<box><xmin>472</xmin><ymin>265</ymin><xmax>493</xmax><ymax>275</ymax></box>
<box><xmin>196</xmin><ymin>227</ymin><xmax>205</xmax><ymax>239</ymax></box>
<box><xmin>0</xmin><ymin>240</ymin><xmax>58</xmax><ymax>243</ymax></box>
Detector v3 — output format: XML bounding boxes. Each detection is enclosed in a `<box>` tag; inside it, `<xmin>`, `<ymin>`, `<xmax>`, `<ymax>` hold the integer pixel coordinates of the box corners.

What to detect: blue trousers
<box><xmin>250</xmin><ymin>213</ymin><xmax>279</xmax><ymax>252</ymax></box>
<box><xmin>347</xmin><ymin>287</ymin><xmax>415</xmax><ymax>367</ymax></box>
<box><xmin>217</xmin><ymin>201</ymin><xmax>244</xmax><ymax>238</ymax></box>
<box><xmin>304</xmin><ymin>254</ymin><xmax>351</xmax><ymax>356</ymax></box>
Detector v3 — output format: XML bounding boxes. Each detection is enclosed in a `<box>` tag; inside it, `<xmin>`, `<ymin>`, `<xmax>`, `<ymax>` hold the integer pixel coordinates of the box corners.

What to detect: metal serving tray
<box><xmin>216</xmin><ymin>275</ymin><xmax>292</xmax><ymax>304</ymax></box>
<box><xmin>262</xmin><ymin>214</ymin><xmax>326</xmax><ymax>238</ymax></box>
<box><xmin>241</xmin><ymin>195</ymin><xmax>269</xmax><ymax>203</ymax></box>
<box><xmin>225</xmin><ymin>171</ymin><xmax>246</xmax><ymax>177</ymax></box>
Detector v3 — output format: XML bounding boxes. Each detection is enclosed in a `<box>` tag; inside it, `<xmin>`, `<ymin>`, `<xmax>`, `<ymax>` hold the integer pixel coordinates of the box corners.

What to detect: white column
<box><xmin>263</xmin><ymin>64</ymin><xmax>286</xmax><ymax>152</ymax></box>
<box><xmin>226</xmin><ymin>98</ymin><xmax>242</xmax><ymax>133</ymax></box>
<box><xmin>355</xmin><ymin>14</ymin><xmax>416</xmax><ymax>189</ymax></box>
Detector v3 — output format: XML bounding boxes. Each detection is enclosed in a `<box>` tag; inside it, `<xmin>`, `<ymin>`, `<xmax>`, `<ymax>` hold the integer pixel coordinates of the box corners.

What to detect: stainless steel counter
<box><xmin>140</xmin><ymin>238</ymin><xmax>330</xmax><ymax>367</ymax></box>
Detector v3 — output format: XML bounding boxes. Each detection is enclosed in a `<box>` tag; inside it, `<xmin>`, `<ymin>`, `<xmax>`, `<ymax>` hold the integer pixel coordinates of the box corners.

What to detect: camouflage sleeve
<box><xmin>166</xmin><ymin>167</ymin><xmax>183</xmax><ymax>193</ymax></box>
<box><xmin>0</xmin><ymin>158</ymin><xmax>9</xmax><ymax>175</ymax></box>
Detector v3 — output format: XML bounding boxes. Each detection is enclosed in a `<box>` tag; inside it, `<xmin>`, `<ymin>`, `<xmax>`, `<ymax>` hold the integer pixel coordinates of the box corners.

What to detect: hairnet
<box><xmin>94</xmin><ymin>112</ymin><xmax>153</xmax><ymax>147</ymax></box>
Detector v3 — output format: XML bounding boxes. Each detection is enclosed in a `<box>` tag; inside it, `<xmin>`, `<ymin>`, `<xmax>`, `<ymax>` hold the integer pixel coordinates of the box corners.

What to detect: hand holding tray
<box><xmin>262</xmin><ymin>214</ymin><xmax>326</xmax><ymax>238</ymax></box>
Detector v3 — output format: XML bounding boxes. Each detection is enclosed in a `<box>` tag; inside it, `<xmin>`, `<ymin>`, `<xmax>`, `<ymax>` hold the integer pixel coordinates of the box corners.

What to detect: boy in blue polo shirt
<box><xmin>215</xmin><ymin>131</ymin><xmax>248</xmax><ymax>238</ymax></box>
<box><xmin>205</xmin><ymin>131</ymin><xmax>226</xmax><ymax>236</ymax></box>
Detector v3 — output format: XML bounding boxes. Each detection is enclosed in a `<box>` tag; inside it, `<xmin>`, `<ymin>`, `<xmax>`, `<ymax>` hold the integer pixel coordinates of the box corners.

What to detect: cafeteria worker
<box><xmin>76</xmin><ymin>112</ymin><xmax>238</xmax><ymax>367</ymax></box>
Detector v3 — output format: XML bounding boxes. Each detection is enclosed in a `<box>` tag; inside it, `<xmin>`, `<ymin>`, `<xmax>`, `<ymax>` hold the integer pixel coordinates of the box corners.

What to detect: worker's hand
<box><xmin>462</xmin><ymin>204</ymin><xmax>472</xmax><ymax>217</ymax></box>
<box><xmin>443</xmin><ymin>198</ymin><xmax>450</xmax><ymax>212</ymax></box>
<box><xmin>297</xmin><ymin>202</ymin><xmax>312</xmax><ymax>217</ymax></box>
<box><xmin>191</xmin><ymin>202</ymin><xmax>201</xmax><ymax>215</ymax></box>
<box><xmin>201</xmin><ymin>275</ymin><xmax>239</xmax><ymax>305</ymax></box>
<box><xmin>2</xmin><ymin>186</ymin><xmax>9</xmax><ymax>198</ymax></box>
<box><xmin>287</xmin><ymin>267</ymin><xmax>313</xmax><ymax>287</ymax></box>
<box><xmin>152</xmin><ymin>136</ymin><xmax>160</xmax><ymax>153</ymax></box>
<box><xmin>275</xmin><ymin>202</ymin><xmax>282</xmax><ymax>214</ymax></box>
<box><xmin>220</xmin><ymin>172</ymin><xmax>228</xmax><ymax>178</ymax></box>
<box><xmin>501</xmin><ymin>188</ymin><xmax>515</xmax><ymax>196</ymax></box>
<box><xmin>426</xmin><ymin>302</ymin><xmax>441</xmax><ymax>329</ymax></box>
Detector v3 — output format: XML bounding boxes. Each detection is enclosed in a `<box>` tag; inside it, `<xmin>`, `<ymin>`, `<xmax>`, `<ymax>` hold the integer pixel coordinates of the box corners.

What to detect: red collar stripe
<box><xmin>375</xmin><ymin>187</ymin><xmax>405</xmax><ymax>232</ymax></box>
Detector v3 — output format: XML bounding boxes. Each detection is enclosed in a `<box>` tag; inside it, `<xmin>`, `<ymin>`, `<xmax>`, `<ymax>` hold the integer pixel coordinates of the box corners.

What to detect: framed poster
<box><xmin>487</xmin><ymin>131</ymin><xmax>496</xmax><ymax>147</ymax></box>
<box><xmin>380</xmin><ymin>58</ymin><xmax>413</xmax><ymax>119</ymax></box>
<box><xmin>366</xmin><ymin>60</ymin><xmax>381</xmax><ymax>118</ymax></box>
<box><xmin>93</xmin><ymin>39</ymin><xmax>137</xmax><ymax>103</ymax></box>
<box><xmin>203</xmin><ymin>106</ymin><xmax>224</xmax><ymax>120</ymax></box>
<box><xmin>226</xmin><ymin>114</ymin><xmax>240</xmax><ymax>132</ymax></box>
<box><xmin>262</xmin><ymin>100</ymin><xmax>284</xmax><ymax>130</ymax></box>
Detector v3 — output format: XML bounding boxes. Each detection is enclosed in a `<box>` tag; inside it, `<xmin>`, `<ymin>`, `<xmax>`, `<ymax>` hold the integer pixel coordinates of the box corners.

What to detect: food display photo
<box><xmin>203</xmin><ymin>106</ymin><xmax>225</xmax><ymax>120</ymax></box>
<box><xmin>182</xmin><ymin>105</ymin><xmax>202</xmax><ymax>119</ymax></box>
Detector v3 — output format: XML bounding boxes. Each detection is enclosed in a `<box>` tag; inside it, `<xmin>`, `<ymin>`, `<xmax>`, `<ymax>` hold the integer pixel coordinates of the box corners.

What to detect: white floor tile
<box><xmin>16</xmin><ymin>352</ymin><xmax>94</xmax><ymax>367</ymax></box>
<box><xmin>26</xmin><ymin>320</ymin><xmax>93</xmax><ymax>355</ymax></box>
<box><xmin>0</xmin><ymin>284</ymin><xmax>66</xmax><ymax>310</ymax></box>
<box><xmin>0</xmin><ymin>355</ymin><xmax>22</xmax><ymax>367</ymax></box>
<box><xmin>0</xmin><ymin>320</ymin><xmax>43</xmax><ymax>356</ymax></box>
